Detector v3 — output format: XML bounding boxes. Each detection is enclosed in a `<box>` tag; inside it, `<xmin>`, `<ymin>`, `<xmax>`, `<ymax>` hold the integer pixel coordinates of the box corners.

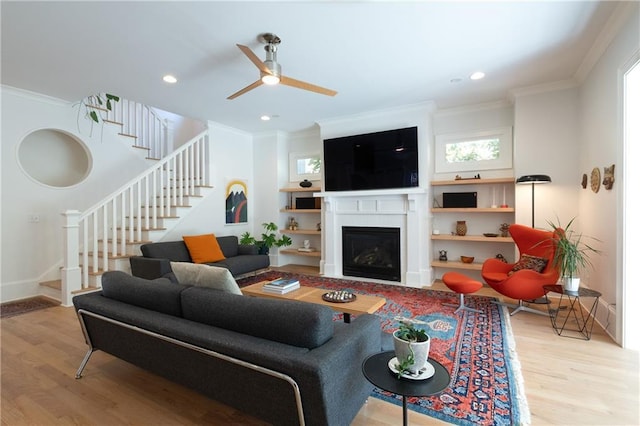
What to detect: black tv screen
<box><xmin>323</xmin><ymin>126</ymin><xmax>419</xmax><ymax>191</ymax></box>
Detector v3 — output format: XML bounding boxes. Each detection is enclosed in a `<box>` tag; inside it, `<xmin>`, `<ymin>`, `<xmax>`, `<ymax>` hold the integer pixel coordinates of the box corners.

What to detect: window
<box><xmin>435</xmin><ymin>127</ymin><xmax>512</xmax><ymax>173</ymax></box>
<box><xmin>289</xmin><ymin>152</ymin><xmax>321</xmax><ymax>182</ymax></box>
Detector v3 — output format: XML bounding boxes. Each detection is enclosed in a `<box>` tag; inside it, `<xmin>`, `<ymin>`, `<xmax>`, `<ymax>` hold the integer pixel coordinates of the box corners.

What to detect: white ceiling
<box><xmin>1</xmin><ymin>1</ymin><xmax>621</xmax><ymax>133</ymax></box>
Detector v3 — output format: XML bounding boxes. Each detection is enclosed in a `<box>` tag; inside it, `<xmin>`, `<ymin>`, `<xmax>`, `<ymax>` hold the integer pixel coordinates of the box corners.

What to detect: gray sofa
<box><xmin>129</xmin><ymin>235</ymin><xmax>269</xmax><ymax>279</ymax></box>
<box><xmin>73</xmin><ymin>271</ymin><xmax>382</xmax><ymax>426</ymax></box>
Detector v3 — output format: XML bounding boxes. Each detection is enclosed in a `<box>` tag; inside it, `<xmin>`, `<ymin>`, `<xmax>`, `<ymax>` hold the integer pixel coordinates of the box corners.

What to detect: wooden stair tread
<box><xmin>72</xmin><ymin>287</ymin><xmax>101</xmax><ymax>295</ymax></box>
<box><xmin>164</xmin><ymin>184</ymin><xmax>213</xmax><ymax>189</ymax></box>
<box><xmin>100</xmin><ymin>239</ymin><xmax>152</xmax><ymax>244</ymax></box>
<box><xmin>132</xmin><ymin>145</ymin><xmax>151</xmax><ymax>151</ymax></box>
<box><xmin>127</xmin><ymin>215</ymin><xmax>180</xmax><ymax>219</ymax></box>
<box><xmin>117</xmin><ymin>227</ymin><xmax>167</xmax><ymax>231</ymax></box>
<box><xmin>103</xmin><ymin>119</ymin><xmax>123</xmax><ymax>126</ymax></box>
<box><xmin>40</xmin><ymin>280</ymin><xmax>61</xmax><ymax>290</ymax></box>
<box><xmin>85</xmin><ymin>104</ymin><xmax>107</xmax><ymax>112</ymax></box>
<box><xmin>141</xmin><ymin>204</ymin><xmax>192</xmax><ymax>208</ymax></box>
<box><xmin>84</xmin><ymin>251</ymin><xmax>133</xmax><ymax>260</ymax></box>
<box><xmin>118</xmin><ymin>133</ymin><xmax>137</xmax><ymax>139</ymax></box>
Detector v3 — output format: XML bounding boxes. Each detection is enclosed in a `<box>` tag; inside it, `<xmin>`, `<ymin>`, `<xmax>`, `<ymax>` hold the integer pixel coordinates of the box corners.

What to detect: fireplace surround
<box><xmin>316</xmin><ymin>188</ymin><xmax>430</xmax><ymax>287</ymax></box>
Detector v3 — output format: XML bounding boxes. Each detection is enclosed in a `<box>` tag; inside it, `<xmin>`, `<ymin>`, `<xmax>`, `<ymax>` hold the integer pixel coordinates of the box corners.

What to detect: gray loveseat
<box><xmin>73</xmin><ymin>271</ymin><xmax>382</xmax><ymax>426</ymax></box>
<box><xmin>129</xmin><ymin>235</ymin><xmax>269</xmax><ymax>279</ymax></box>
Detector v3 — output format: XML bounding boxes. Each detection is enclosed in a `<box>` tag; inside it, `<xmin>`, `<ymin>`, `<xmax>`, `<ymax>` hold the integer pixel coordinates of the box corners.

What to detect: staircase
<box><xmin>87</xmin><ymin>95</ymin><xmax>170</xmax><ymax>160</ymax></box>
<box><xmin>58</xmin><ymin>127</ymin><xmax>212</xmax><ymax>306</ymax></box>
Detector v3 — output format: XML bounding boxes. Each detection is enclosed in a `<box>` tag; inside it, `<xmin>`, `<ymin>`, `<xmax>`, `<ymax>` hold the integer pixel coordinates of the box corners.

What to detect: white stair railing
<box><xmin>103</xmin><ymin>97</ymin><xmax>169</xmax><ymax>159</ymax></box>
<box><xmin>61</xmin><ymin>130</ymin><xmax>209</xmax><ymax>306</ymax></box>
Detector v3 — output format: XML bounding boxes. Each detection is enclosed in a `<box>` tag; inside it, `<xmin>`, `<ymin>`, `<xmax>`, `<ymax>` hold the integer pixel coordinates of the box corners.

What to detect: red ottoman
<box><xmin>442</xmin><ymin>272</ymin><xmax>483</xmax><ymax>314</ymax></box>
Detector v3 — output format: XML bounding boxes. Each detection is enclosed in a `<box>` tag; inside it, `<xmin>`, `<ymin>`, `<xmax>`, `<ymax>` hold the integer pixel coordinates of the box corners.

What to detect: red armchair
<box><xmin>481</xmin><ymin>224</ymin><xmax>561</xmax><ymax>315</ymax></box>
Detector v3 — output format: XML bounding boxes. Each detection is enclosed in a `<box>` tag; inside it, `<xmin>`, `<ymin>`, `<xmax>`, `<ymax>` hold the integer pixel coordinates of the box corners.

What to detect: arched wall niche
<box><xmin>17</xmin><ymin>128</ymin><xmax>92</xmax><ymax>188</ymax></box>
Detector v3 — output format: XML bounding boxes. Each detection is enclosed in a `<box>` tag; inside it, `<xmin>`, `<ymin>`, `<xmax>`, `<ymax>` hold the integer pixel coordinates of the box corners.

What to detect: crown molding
<box><xmin>433</xmin><ymin>99</ymin><xmax>513</xmax><ymax>118</ymax></box>
<box><xmin>1</xmin><ymin>84</ymin><xmax>69</xmax><ymax>107</ymax></box>
<box><xmin>574</xmin><ymin>1</ymin><xmax>638</xmax><ymax>84</ymax></box>
<box><xmin>509</xmin><ymin>78</ymin><xmax>578</xmax><ymax>100</ymax></box>
<box><xmin>316</xmin><ymin>100</ymin><xmax>436</xmax><ymax>130</ymax></box>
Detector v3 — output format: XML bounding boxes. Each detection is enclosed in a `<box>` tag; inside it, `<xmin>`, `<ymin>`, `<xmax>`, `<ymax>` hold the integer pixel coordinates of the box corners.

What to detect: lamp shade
<box><xmin>516</xmin><ymin>174</ymin><xmax>551</xmax><ymax>184</ymax></box>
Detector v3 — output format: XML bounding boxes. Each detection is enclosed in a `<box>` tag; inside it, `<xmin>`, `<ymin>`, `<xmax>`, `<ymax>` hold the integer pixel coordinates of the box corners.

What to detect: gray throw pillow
<box><xmin>170</xmin><ymin>262</ymin><xmax>242</xmax><ymax>295</ymax></box>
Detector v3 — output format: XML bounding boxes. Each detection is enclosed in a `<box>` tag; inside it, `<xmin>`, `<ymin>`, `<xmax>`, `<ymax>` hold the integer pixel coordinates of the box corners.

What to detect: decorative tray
<box><xmin>483</xmin><ymin>233</ymin><xmax>499</xmax><ymax>237</ymax></box>
<box><xmin>322</xmin><ymin>291</ymin><xmax>357</xmax><ymax>303</ymax></box>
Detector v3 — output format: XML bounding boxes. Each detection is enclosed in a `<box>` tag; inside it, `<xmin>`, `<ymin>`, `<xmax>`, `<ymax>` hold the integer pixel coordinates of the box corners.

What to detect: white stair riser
<box><xmin>81</xmin><ymin>256</ymin><xmax>130</xmax><ymax>272</ymax></box>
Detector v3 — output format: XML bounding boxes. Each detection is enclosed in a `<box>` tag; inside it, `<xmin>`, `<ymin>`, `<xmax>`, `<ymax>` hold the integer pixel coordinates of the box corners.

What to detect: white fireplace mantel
<box><xmin>317</xmin><ymin>189</ymin><xmax>431</xmax><ymax>287</ymax></box>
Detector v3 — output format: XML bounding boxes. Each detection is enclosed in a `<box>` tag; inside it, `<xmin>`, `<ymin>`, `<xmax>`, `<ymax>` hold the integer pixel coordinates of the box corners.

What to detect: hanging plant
<box><xmin>74</xmin><ymin>93</ymin><xmax>120</xmax><ymax>138</ymax></box>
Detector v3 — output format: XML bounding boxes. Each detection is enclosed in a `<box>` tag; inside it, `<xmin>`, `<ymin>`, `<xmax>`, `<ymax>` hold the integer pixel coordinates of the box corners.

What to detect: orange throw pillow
<box><xmin>183</xmin><ymin>234</ymin><xmax>226</xmax><ymax>264</ymax></box>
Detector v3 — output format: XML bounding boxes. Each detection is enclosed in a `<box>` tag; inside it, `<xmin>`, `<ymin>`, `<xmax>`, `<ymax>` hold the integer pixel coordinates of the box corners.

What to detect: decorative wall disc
<box><xmin>590</xmin><ymin>167</ymin><xmax>601</xmax><ymax>193</ymax></box>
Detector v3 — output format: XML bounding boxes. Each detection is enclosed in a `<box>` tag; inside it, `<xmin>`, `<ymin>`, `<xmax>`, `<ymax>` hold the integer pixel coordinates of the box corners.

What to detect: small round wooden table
<box><xmin>362</xmin><ymin>350</ymin><xmax>450</xmax><ymax>426</ymax></box>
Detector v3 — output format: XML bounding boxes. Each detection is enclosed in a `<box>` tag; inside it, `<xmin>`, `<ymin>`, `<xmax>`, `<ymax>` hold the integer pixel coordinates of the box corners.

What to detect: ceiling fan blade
<box><xmin>236</xmin><ymin>44</ymin><xmax>270</xmax><ymax>74</ymax></box>
<box><xmin>280</xmin><ymin>75</ymin><xmax>337</xmax><ymax>97</ymax></box>
<box><xmin>227</xmin><ymin>79</ymin><xmax>263</xmax><ymax>100</ymax></box>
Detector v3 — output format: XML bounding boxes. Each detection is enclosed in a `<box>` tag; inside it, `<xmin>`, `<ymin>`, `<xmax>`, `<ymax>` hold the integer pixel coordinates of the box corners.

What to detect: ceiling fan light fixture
<box><xmin>228</xmin><ymin>33</ymin><xmax>337</xmax><ymax>99</ymax></box>
<box><xmin>261</xmin><ymin>59</ymin><xmax>281</xmax><ymax>85</ymax></box>
<box><xmin>261</xmin><ymin>73</ymin><xmax>280</xmax><ymax>85</ymax></box>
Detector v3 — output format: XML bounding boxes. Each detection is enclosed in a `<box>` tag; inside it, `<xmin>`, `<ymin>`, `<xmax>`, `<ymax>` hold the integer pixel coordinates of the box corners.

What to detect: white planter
<box><xmin>564</xmin><ymin>277</ymin><xmax>580</xmax><ymax>292</ymax></box>
<box><xmin>392</xmin><ymin>331</ymin><xmax>430</xmax><ymax>374</ymax></box>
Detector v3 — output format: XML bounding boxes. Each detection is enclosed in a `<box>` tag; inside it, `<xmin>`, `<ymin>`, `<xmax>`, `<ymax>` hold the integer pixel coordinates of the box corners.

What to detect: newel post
<box><xmin>61</xmin><ymin>210</ymin><xmax>82</xmax><ymax>307</ymax></box>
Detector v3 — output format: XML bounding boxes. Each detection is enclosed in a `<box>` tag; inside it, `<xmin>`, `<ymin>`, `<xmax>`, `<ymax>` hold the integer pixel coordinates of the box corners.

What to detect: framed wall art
<box><xmin>225</xmin><ymin>179</ymin><xmax>248</xmax><ymax>224</ymax></box>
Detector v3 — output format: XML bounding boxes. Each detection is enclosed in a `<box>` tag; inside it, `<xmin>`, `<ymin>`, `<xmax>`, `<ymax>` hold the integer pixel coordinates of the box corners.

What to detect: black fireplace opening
<box><xmin>342</xmin><ymin>226</ymin><xmax>401</xmax><ymax>282</ymax></box>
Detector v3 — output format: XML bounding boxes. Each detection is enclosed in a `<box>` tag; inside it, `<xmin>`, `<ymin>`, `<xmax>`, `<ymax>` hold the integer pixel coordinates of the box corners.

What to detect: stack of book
<box><xmin>262</xmin><ymin>278</ymin><xmax>300</xmax><ymax>294</ymax></box>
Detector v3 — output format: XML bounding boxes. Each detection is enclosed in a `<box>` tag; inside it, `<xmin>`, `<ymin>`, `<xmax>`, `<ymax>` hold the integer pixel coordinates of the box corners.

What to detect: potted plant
<box><xmin>240</xmin><ymin>222</ymin><xmax>292</xmax><ymax>255</ymax></box>
<box><xmin>547</xmin><ymin>217</ymin><xmax>600</xmax><ymax>292</ymax></box>
<box><xmin>392</xmin><ymin>320</ymin><xmax>430</xmax><ymax>378</ymax></box>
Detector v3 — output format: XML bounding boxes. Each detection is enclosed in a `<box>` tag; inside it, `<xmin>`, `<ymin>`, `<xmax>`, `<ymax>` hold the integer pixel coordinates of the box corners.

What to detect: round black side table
<box><xmin>362</xmin><ymin>350</ymin><xmax>450</xmax><ymax>426</ymax></box>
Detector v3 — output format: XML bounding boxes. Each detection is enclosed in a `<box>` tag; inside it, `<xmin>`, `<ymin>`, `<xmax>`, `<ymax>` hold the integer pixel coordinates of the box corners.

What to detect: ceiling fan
<box><xmin>227</xmin><ymin>33</ymin><xmax>337</xmax><ymax>100</ymax></box>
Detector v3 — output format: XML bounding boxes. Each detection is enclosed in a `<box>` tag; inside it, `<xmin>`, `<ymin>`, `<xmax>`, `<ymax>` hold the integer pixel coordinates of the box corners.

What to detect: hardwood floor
<box><xmin>2</xmin><ymin>267</ymin><xmax>638</xmax><ymax>425</ymax></box>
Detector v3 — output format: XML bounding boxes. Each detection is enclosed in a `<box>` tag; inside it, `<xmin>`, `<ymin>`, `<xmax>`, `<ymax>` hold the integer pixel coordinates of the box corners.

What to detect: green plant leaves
<box><xmin>241</xmin><ymin>222</ymin><xmax>292</xmax><ymax>250</ymax></box>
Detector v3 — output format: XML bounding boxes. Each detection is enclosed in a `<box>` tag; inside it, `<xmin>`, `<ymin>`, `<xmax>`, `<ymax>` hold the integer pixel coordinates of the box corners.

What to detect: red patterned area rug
<box><xmin>238</xmin><ymin>272</ymin><xmax>530</xmax><ymax>426</ymax></box>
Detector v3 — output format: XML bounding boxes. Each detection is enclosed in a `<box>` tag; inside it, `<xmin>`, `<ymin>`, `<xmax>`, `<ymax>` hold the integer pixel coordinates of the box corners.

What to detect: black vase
<box><xmin>299</xmin><ymin>179</ymin><xmax>312</xmax><ymax>188</ymax></box>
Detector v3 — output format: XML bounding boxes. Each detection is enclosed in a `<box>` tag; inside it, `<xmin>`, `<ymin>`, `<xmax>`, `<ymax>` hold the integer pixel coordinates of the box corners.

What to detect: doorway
<box><xmin>621</xmin><ymin>54</ymin><xmax>639</xmax><ymax>350</ymax></box>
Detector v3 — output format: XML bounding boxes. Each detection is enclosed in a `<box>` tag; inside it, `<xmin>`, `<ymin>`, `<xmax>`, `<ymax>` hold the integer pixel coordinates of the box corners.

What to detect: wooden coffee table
<box><xmin>242</xmin><ymin>281</ymin><xmax>386</xmax><ymax>323</ymax></box>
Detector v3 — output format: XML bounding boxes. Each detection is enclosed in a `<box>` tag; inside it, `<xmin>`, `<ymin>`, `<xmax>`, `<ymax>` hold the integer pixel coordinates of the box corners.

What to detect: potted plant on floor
<box><xmin>547</xmin><ymin>217</ymin><xmax>600</xmax><ymax>292</ymax></box>
<box><xmin>392</xmin><ymin>319</ymin><xmax>430</xmax><ymax>378</ymax></box>
<box><xmin>240</xmin><ymin>222</ymin><xmax>292</xmax><ymax>255</ymax></box>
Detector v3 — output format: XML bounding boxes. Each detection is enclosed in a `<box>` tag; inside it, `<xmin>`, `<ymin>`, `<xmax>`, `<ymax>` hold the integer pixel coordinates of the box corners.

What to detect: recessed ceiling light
<box><xmin>470</xmin><ymin>71</ymin><xmax>485</xmax><ymax>80</ymax></box>
<box><xmin>260</xmin><ymin>115</ymin><xmax>271</xmax><ymax>121</ymax></box>
<box><xmin>163</xmin><ymin>75</ymin><xmax>177</xmax><ymax>84</ymax></box>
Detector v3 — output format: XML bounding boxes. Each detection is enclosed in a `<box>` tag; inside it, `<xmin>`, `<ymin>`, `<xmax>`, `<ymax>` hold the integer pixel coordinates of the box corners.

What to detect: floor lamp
<box><xmin>516</xmin><ymin>174</ymin><xmax>551</xmax><ymax>228</ymax></box>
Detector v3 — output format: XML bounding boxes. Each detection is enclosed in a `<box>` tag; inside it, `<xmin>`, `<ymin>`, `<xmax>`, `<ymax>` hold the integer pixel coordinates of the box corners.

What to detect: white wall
<box><xmin>0</xmin><ymin>87</ymin><xmax>155</xmax><ymax>301</ymax></box>
<box><xmin>578</xmin><ymin>1</ymin><xmax>639</xmax><ymax>345</ymax></box>
<box><xmin>512</xmin><ymin>86</ymin><xmax>581</xmax><ymax>229</ymax></box>
<box><xmin>161</xmin><ymin>122</ymin><xmax>254</xmax><ymax>241</ymax></box>
<box><xmin>152</xmin><ymin>107</ymin><xmax>207</xmax><ymax>150</ymax></box>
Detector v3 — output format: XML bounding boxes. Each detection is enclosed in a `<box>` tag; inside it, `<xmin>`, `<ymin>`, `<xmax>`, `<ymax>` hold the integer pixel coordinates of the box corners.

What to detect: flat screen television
<box><xmin>323</xmin><ymin>126</ymin><xmax>419</xmax><ymax>191</ymax></box>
